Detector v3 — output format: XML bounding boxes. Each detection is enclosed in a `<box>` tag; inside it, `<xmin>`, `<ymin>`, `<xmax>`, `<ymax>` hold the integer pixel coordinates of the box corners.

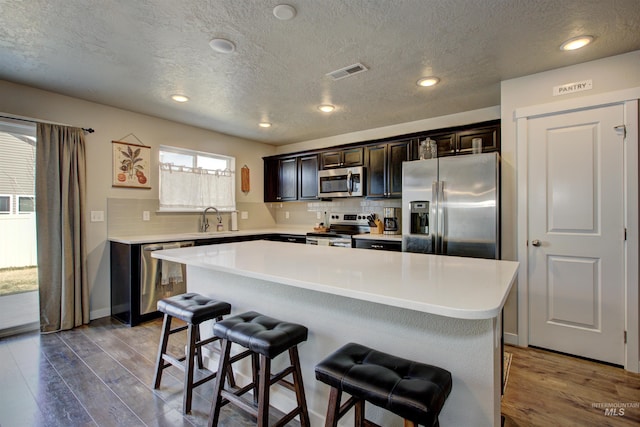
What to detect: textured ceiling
<box><xmin>1</xmin><ymin>0</ymin><xmax>639</xmax><ymax>145</ymax></box>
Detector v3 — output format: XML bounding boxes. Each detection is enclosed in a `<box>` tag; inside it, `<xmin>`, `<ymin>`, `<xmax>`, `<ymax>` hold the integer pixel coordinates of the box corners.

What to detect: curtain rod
<box><xmin>0</xmin><ymin>114</ymin><xmax>94</xmax><ymax>133</ymax></box>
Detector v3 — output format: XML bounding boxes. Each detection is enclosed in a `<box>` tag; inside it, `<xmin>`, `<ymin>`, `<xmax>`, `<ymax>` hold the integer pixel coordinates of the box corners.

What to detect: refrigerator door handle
<box><xmin>431</xmin><ymin>181</ymin><xmax>439</xmax><ymax>254</ymax></box>
<box><xmin>438</xmin><ymin>181</ymin><xmax>445</xmax><ymax>254</ymax></box>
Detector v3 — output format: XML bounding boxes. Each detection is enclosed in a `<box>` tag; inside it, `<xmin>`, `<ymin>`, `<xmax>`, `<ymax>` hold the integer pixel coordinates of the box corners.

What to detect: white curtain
<box><xmin>159</xmin><ymin>164</ymin><xmax>235</xmax><ymax>210</ymax></box>
<box><xmin>36</xmin><ymin>123</ymin><xmax>89</xmax><ymax>332</ymax></box>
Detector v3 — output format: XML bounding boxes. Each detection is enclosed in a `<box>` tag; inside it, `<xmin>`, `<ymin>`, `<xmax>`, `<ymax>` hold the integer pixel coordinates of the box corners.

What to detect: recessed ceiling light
<box><xmin>560</xmin><ymin>35</ymin><xmax>594</xmax><ymax>51</ymax></box>
<box><xmin>171</xmin><ymin>94</ymin><xmax>189</xmax><ymax>103</ymax></box>
<box><xmin>318</xmin><ymin>104</ymin><xmax>335</xmax><ymax>113</ymax></box>
<box><xmin>259</xmin><ymin>122</ymin><xmax>272</xmax><ymax>128</ymax></box>
<box><xmin>273</xmin><ymin>4</ymin><xmax>296</xmax><ymax>20</ymax></box>
<box><xmin>209</xmin><ymin>38</ymin><xmax>236</xmax><ymax>54</ymax></box>
<box><xmin>417</xmin><ymin>77</ymin><xmax>440</xmax><ymax>87</ymax></box>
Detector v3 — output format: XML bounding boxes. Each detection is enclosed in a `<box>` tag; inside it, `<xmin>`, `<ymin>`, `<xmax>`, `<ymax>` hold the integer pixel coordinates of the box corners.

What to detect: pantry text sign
<box><xmin>553</xmin><ymin>79</ymin><xmax>593</xmax><ymax>96</ymax></box>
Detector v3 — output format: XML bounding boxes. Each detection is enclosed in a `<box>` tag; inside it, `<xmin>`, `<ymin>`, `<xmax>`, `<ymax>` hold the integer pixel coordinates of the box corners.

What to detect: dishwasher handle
<box><xmin>143</xmin><ymin>241</ymin><xmax>194</xmax><ymax>252</ymax></box>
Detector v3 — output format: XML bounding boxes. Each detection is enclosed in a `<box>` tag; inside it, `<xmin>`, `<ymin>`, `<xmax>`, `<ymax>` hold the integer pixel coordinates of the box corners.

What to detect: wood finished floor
<box><xmin>0</xmin><ymin>317</ymin><xmax>296</xmax><ymax>427</ymax></box>
<box><xmin>0</xmin><ymin>316</ymin><xmax>638</xmax><ymax>426</ymax></box>
<box><xmin>501</xmin><ymin>345</ymin><xmax>640</xmax><ymax>427</ymax></box>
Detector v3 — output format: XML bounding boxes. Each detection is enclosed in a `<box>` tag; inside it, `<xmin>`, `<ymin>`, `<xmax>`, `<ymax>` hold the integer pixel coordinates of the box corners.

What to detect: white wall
<box><xmin>500</xmin><ymin>50</ymin><xmax>640</xmax><ymax>340</ymax></box>
<box><xmin>0</xmin><ymin>80</ymin><xmax>276</xmax><ymax>319</ymax></box>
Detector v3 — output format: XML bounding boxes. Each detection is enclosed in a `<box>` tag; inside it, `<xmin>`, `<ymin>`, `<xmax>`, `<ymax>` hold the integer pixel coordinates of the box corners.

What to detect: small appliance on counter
<box><xmin>383</xmin><ymin>207</ymin><xmax>400</xmax><ymax>235</ymax></box>
<box><xmin>230</xmin><ymin>211</ymin><xmax>239</xmax><ymax>231</ymax></box>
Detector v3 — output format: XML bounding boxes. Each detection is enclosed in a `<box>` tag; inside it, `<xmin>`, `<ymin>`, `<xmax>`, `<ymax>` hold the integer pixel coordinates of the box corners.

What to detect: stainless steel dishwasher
<box><xmin>140</xmin><ymin>241</ymin><xmax>194</xmax><ymax>315</ymax></box>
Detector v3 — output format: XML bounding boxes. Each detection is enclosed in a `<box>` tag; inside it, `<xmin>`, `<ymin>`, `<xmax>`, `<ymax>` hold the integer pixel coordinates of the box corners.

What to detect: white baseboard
<box><xmin>504</xmin><ymin>332</ymin><xmax>519</xmax><ymax>346</ymax></box>
<box><xmin>90</xmin><ymin>307</ymin><xmax>111</xmax><ymax>321</ymax></box>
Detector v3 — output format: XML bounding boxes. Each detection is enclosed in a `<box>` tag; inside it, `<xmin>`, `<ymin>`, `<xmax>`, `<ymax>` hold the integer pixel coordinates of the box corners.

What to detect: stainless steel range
<box><xmin>306</xmin><ymin>212</ymin><xmax>371</xmax><ymax>247</ymax></box>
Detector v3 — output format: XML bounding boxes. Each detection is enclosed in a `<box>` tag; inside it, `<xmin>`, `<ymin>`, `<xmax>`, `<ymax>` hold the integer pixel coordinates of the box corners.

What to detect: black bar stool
<box><xmin>153</xmin><ymin>293</ymin><xmax>232</xmax><ymax>414</ymax></box>
<box><xmin>208</xmin><ymin>311</ymin><xmax>311</xmax><ymax>427</ymax></box>
<box><xmin>315</xmin><ymin>342</ymin><xmax>452</xmax><ymax>427</ymax></box>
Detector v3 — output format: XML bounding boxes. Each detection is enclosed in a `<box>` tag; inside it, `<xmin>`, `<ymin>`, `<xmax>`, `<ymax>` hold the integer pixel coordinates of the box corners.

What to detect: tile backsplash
<box><xmin>267</xmin><ymin>198</ymin><xmax>402</xmax><ymax>228</ymax></box>
<box><xmin>107</xmin><ymin>197</ymin><xmax>402</xmax><ymax>236</ymax></box>
<box><xmin>107</xmin><ymin>198</ymin><xmax>276</xmax><ymax>236</ymax></box>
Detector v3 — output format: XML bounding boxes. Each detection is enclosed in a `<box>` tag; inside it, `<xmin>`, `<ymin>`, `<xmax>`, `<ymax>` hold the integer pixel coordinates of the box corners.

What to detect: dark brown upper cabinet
<box><xmin>298</xmin><ymin>155</ymin><xmax>319</xmax><ymax>200</ymax></box>
<box><xmin>456</xmin><ymin>126</ymin><xmax>499</xmax><ymax>154</ymax></box>
<box><xmin>264</xmin><ymin>155</ymin><xmax>318</xmax><ymax>202</ymax></box>
<box><xmin>423</xmin><ymin>132</ymin><xmax>457</xmax><ymax>157</ymax></box>
<box><xmin>419</xmin><ymin>122</ymin><xmax>500</xmax><ymax>157</ymax></box>
<box><xmin>320</xmin><ymin>147</ymin><xmax>363</xmax><ymax>169</ymax></box>
<box><xmin>263</xmin><ymin>120</ymin><xmax>499</xmax><ymax>202</ymax></box>
<box><xmin>264</xmin><ymin>156</ymin><xmax>297</xmax><ymax>202</ymax></box>
<box><xmin>366</xmin><ymin>139</ymin><xmax>413</xmax><ymax>198</ymax></box>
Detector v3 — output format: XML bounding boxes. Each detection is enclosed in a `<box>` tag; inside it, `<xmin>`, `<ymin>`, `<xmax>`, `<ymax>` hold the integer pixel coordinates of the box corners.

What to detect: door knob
<box><xmin>531</xmin><ymin>239</ymin><xmax>541</xmax><ymax>247</ymax></box>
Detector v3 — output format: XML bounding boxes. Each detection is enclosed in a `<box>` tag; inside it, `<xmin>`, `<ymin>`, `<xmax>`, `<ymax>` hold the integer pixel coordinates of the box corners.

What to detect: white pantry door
<box><xmin>528</xmin><ymin>104</ymin><xmax>625</xmax><ymax>365</ymax></box>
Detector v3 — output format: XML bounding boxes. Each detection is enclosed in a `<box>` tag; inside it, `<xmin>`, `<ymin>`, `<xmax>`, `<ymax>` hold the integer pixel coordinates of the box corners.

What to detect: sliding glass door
<box><xmin>0</xmin><ymin>120</ymin><xmax>38</xmax><ymax>337</ymax></box>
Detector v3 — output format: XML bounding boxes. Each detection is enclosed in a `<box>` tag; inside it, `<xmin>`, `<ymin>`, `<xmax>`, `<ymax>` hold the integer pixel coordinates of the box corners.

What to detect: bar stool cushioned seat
<box><xmin>213</xmin><ymin>310</ymin><xmax>308</xmax><ymax>358</ymax></box>
<box><xmin>153</xmin><ymin>293</ymin><xmax>232</xmax><ymax>414</ymax></box>
<box><xmin>208</xmin><ymin>311</ymin><xmax>310</xmax><ymax>427</ymax></box>
<box><xmin>315</xmin><ymin>342</ymin><xmax>452</xmax><ymax>427</ymax></box>
<box><xmin>158</xmin><ymin>292</ymin><xmax>231</xmax><ymax>324</ymax></box>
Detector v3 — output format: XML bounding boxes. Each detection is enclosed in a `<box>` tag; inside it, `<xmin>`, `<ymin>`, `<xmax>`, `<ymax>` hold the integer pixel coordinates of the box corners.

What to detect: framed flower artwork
<box><xmin>112</xmin><ymin>140</ymin><xmax>151</xmax><ymax>189</ymax></box>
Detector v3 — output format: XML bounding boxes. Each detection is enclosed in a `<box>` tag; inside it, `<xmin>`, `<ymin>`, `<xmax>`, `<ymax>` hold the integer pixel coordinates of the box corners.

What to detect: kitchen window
<box><xmin>159</xmin><ymin>146</ymin><xmax>236</xmax><ymax>211</ymax></box>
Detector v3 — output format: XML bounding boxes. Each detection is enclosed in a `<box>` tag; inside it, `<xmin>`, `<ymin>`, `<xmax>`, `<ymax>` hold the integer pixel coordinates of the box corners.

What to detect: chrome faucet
<box><xmin>201</xmin><ymin>206</ymin><xmax>222</xmax><ymax>232</ymax></box>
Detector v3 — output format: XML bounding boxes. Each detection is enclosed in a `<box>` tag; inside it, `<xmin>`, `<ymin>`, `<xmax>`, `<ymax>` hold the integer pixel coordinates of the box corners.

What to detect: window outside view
<box><xmin>0</xmin><ymin>127</ymin><xmax>38</xmax><ymax>333</ymax></box>
<box><xmin>159</xmin><ymin>146</ymin><xmax>236</xmax><ymax>211</ymax></box>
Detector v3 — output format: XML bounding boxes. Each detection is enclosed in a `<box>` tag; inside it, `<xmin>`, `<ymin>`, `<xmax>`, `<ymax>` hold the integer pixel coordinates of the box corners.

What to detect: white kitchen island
<box><xmin>153</xmin><ymin>240</ymin><xmax>518</xmax><ymax>427</ymax></box>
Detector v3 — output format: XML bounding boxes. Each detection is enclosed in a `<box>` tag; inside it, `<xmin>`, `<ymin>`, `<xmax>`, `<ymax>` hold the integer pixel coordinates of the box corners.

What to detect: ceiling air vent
<box><xmin>326</xmin><ymin>63</ymin><xmax>368</xmax><ymax>81</ymax></box>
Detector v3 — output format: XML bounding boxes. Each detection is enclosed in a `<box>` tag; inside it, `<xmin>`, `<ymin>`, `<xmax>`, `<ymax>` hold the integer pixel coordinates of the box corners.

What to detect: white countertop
<box><xmin>108</xmin><ymin>227</ymin><xmax>310</xmax><ymax>244</ymax></box>
<box><xmin>109</xmin><ymin>227</ymin><xmax>403</xmax><ymax>244</ymax></box>
<box><xmin>152</xmin><ymin>240</ymin><xmax>518</xmax><ymax>320</ymax></box>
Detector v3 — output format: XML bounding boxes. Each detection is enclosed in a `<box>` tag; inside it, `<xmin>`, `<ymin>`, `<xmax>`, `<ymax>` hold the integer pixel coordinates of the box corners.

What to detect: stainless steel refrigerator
<box><xmin>402</xmin><ymin>152</ymin><xmax>500</xmax><ymax>259</ymax></box>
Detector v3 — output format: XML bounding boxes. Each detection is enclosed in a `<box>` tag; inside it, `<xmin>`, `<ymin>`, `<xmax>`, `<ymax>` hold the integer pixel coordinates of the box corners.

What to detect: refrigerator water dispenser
<box><xmin>410</xmin><ymin>201</ymin><xmax>429</xmax><ymax>235</ymax></box>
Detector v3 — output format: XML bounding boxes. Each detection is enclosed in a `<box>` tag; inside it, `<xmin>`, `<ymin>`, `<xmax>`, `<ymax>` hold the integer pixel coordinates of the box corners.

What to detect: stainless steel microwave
<box><xmin>318</xmin><ymin>166</ymin><xmax>365</xmax><ymax>198</ymax></box>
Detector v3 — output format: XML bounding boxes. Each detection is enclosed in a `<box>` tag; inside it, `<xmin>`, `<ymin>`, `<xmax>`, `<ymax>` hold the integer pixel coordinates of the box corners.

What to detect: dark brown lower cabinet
<box><xmin>111</xmin><ymin>234</ymin><xmax>305</xmax><ymax>326</ymax></box>
<box><xmin>353</xmin><ymin>238</ymin><xmax>402</xmax><ymax>252</ymax></box>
